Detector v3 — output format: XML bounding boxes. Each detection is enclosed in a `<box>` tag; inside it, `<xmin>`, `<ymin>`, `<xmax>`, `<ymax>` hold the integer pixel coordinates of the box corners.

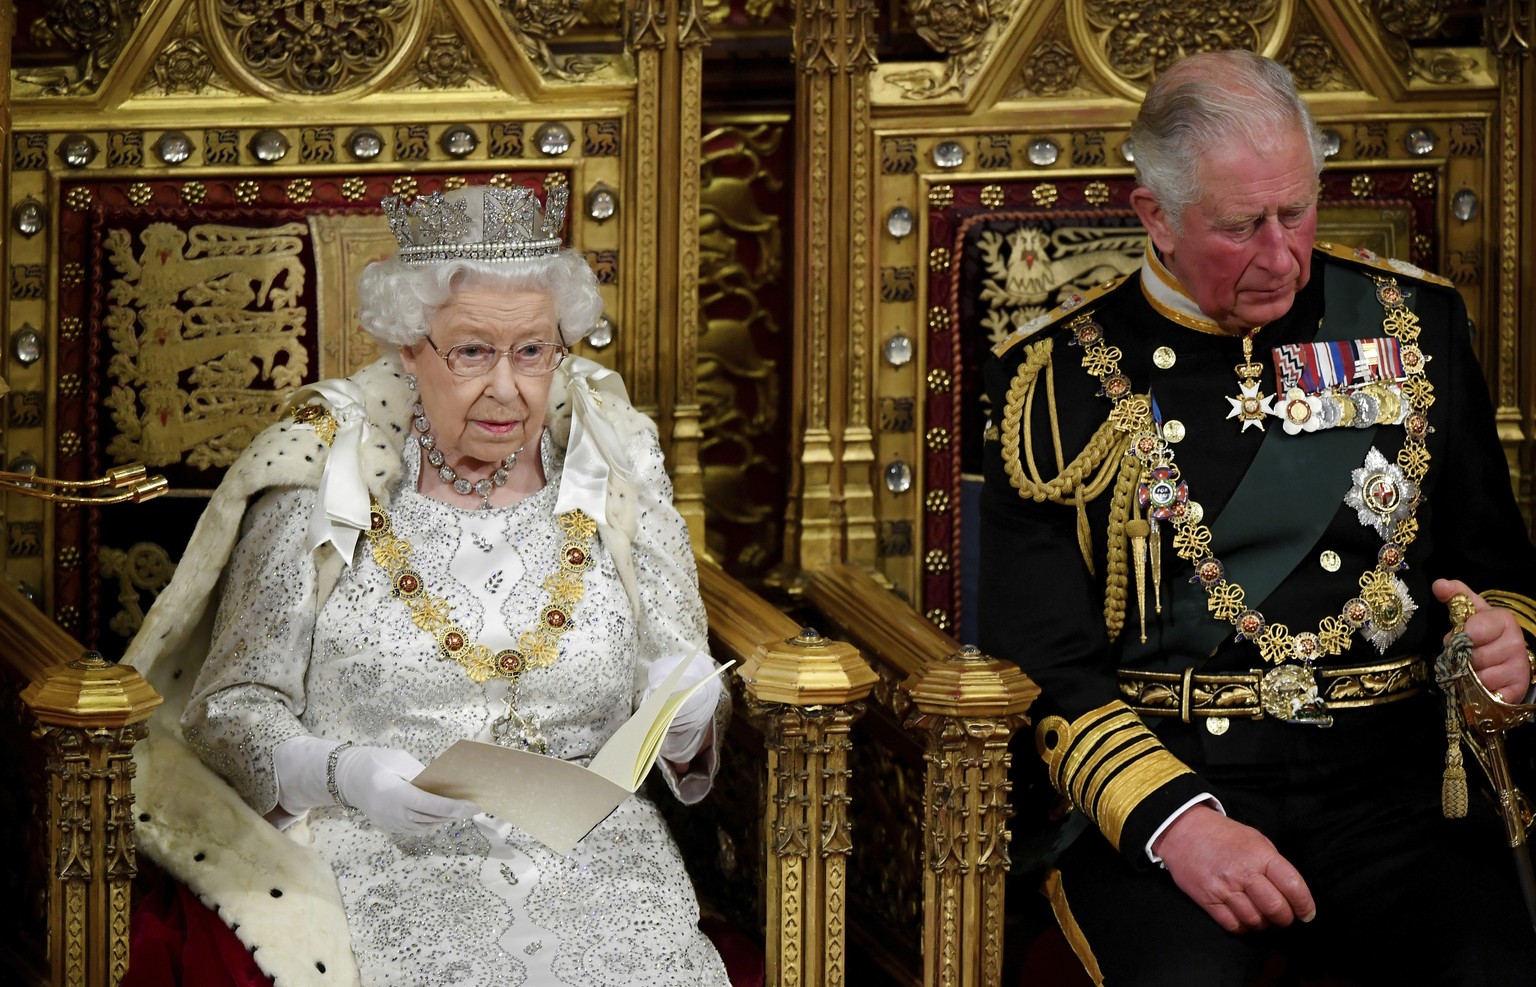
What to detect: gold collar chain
<box><xmin>363</xmin><ymin>499</ymin><xmax>597</xmax><ymax>685</ymax></box>
<box><xmin>1070</xmin><ymin>275</ymin><xmax>1434</xmax><ymax>668</ymax></box>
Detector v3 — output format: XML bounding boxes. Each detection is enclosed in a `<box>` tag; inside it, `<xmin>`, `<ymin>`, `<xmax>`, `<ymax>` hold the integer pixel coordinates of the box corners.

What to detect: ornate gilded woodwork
<box><xmin>2</xmin><ymin>574</ymin><xmax>162</xmax><ymax>987</ymax></box>
<box><xmin>905</xmin><ymin>647</ymin><xmax>1034</xmax><ymax>987</ymax></box>
<box><xmin>784</xmin><ymin>0</ymin><xmax>882</xmax><ymax>575</ymax></box>
<box><xmin>698</xmin><ymin>119</ymin><xmax>794</xmax><ymax>576</ymax></box>
<box><xmin>695</xmin><ymin>558</ymin><xmax>887</xmax><ymax>984</ymax></box>
<box><xmin>1488</xmin><ymin>0</ymin><xmax>1536</xmax><ymax>507</ymax></box>
<box><xmin>739</xmin><ymin>627</ymin><xmax>877</xmax><ymax>987</ymax></box>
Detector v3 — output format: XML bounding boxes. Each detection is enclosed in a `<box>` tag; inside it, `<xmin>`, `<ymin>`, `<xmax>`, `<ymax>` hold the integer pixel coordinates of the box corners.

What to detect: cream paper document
<box><xmin>412</xmin><ymin>658</ymin><xmax>733</xmax><ymax>855</ymax></box>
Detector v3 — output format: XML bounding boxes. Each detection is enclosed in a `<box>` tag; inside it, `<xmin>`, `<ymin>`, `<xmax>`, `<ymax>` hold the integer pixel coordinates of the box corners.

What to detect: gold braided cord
<box><xmin>1001</xmin><ymin>338</ymin><xmax>1129</xmax><ymax>507</ymax></box>
<box><xmin>1042</xmin><ymin>870</ymin><xmax>1108</xmax><ymax>987</ymax></box>
<box><xmin>1103</xmin><ymin>454</ymin><xmax>1143</xmax><ymax>642</ymax></box>
<box><xmin>1483</xmin><ymin>590</ymin><xmax>1536</xmax><ymax>638</ymax></box>
<box><xmin>1001</xmin><ymin>333</ymin><xmax>1135</xmax><ymax>582</ymax></box>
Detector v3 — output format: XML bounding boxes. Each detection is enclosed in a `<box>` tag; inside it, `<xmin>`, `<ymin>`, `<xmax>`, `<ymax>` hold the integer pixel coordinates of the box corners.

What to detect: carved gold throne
<box><xmin>3</xmin><ymin>1</ymin><xmax>1535</xmax><ymax>986</ymax></box>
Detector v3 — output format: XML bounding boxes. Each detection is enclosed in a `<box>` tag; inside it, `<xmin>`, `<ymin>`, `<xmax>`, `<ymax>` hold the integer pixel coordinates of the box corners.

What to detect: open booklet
<box><xmin>412</xmin><ymin>658</ymin><xmax>734</xmax><ymax>855</ymax></box>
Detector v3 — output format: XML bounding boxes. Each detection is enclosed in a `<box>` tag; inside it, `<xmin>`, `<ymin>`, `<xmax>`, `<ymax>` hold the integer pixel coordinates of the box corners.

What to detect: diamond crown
<box><xmin>382</xmin><ymin>179</ymin><xmax>570</xmax><ymax>265</ymax></box>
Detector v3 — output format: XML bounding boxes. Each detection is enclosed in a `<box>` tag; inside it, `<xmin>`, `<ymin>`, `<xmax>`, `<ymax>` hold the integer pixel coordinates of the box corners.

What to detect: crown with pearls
<box><xmin>382</xmin><ymin>178</ymin><xmax>570</xmax><ymax>264</ymax></box>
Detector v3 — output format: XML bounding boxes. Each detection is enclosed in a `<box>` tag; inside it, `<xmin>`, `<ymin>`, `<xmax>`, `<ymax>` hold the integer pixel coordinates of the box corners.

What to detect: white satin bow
<box><xmin>555</xmin><ymin>355</ymin><xmax>636</xmax><ymax>526</ymax></box>
<box><xmin>288</xmin><ymin>378</ymin><xmax>374</xmax><ymax>564</ymax></box>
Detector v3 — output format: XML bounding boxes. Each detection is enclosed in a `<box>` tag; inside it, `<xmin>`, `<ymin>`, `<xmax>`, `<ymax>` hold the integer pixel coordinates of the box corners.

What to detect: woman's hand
<box><xmin>331</xmin><ymin>746</ymin><xmax>481</xmax><ymax>832</ymax></box>
<box><xmin>1434</xmin><ymin>579</ymin><xmax>1532</xmax><ymax>703</ymax></box>
<box><xmin>649</xmin><ymin>652</ymin><xmax>723</xmax><ymax>765</ymax></box>
<box><xmin>275</xmin><ymin>736</ymin><xmax>479</xmax><ymax>832</ymax></box>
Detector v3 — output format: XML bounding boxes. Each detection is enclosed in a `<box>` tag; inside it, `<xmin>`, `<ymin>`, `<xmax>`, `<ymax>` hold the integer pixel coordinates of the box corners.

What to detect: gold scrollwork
<box><xmin>885</xmin><ymin>0</ymin><xmax>1016</xmax><ymax>99</ymax></box>
<box><xmin>100</xmin><ymin>543</ymin><xmax>176</xmax><ymax>641</ymax></box>
<box><xmin>1063</xmin><ymin>0</ymin><xmax>1290</xmax><ymax>99</ymax></box>
<box><xmin>150</xmin><ymin>38</ymin><xmax>216</xmax><ymax>94</ymax></box>
<box><xmin>500</xmin><ymin>0</ymin><xmax>599</xmax><ymax>80</ymax></box>
<box><xmin>1368</xmin><ymin>0</ymin><xmax>1478</xmax><ymax>84</ymax></box>
<box><xmin>209</xmin><ymin>0</ymin><xmax>427</xmax><ymax>97</ymax></box>
<box><xmin>101</xmin><ymin>221</ymin><xmax>311</xmax><ymax>469</ymax></box>
<box><xmin>698</xmin><ymin>124</ymin><xmax>787</xmax><ymax>566</ymax></box>
<box><xmin>15</xmin><ymin>0</ymin><xmax>144</xmax><ymax>96</ymax></box>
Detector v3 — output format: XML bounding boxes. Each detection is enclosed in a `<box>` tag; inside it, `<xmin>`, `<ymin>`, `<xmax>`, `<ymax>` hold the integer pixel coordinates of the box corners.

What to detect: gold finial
<box><xmin>1448</xmin><ymin>593</ymin><xmax>1474</xmax><ymax>634</ymax></box>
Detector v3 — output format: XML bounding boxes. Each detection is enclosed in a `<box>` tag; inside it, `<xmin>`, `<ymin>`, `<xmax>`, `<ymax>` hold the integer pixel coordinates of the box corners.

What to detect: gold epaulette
<box><xmin>1035</xmin><ymin>702</ymin><xmax>1194</xmax><ymax>850</ymax></box>
<box><xmin>991</xmin><ymin>276</ymin><xmax>1127</xmax><ymax>360</ymax></box>
<box><xmin>1314</xmin><ymin>240</ymin><xmax>1454</xmax><ymax>288</ymax></box>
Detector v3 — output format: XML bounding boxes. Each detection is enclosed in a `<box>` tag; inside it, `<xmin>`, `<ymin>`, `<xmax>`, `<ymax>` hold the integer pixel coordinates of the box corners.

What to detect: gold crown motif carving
<box><xmin>382</xmin><ymin>179</ymin><xmax>570</xmax><ymax>264</ymax></box>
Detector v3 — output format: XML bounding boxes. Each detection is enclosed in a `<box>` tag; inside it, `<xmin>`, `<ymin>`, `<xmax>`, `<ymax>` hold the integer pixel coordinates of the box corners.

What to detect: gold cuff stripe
<box><xmin>1067</xmin><ymin>726</ymin><xmax>1153</xmax><ymax>809</ymax></box>
<box><xmin>1036</xmin><ymin>701</ymin><xmax>1193</xmax><ymax>850</ymax></box>
<box><xmin>1096</xmin><ymin>749</ymin><xmax>1193</xmax><ymax>849</ymax></box>
<box><xmin>1045</xmin><ymin>703</ymin><xmax>1125</xmax><ymax>794</ymax></box>
<box><xmin>1081</xmin><ymin>736</ymin><xmax>1164</xmax><ymax>822</ymax></box>
<box><xmin>1484</xmin><ymin>590</ymin><xmax>1536</xmax><ymax>639</ymax></box>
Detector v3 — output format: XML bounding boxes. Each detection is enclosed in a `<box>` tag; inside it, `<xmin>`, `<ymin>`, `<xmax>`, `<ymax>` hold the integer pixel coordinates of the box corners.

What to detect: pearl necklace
<box><xmin>412</xmin><ymin>401</ymin><xmax>521</xmax><ymax>509</ymax></box>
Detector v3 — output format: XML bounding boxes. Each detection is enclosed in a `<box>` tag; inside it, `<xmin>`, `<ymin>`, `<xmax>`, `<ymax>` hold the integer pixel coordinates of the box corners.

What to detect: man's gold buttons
<box><xmin>1153</xmin><ymin>346</ymin><xmax>1177</xmax><ymax>369</ymax></box>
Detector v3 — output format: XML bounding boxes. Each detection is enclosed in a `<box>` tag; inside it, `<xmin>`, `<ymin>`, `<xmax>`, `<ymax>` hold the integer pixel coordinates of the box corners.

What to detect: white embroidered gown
<box><xmin>182</xmin><ymin>431</ymin><xmax>731</xmax><ymax>987</ymax></box>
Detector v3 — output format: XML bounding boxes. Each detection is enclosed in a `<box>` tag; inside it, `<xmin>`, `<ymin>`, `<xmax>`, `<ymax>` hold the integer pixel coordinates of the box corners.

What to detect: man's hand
<box><xmin>1152</xmin><ymin>804</ymin><xmax>1316</xmax><ymax>933</ymax></box>
<box><xmin>1434</xmin><ymin>579</ymin><xmax>1531</xmax><ymax>703</ymax></box>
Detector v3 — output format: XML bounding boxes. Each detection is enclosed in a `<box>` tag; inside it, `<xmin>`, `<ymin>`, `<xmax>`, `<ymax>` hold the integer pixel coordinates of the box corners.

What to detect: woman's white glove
<box><xmin>274</xmin><ymin>735</ymin><xmax>479</xmax><ymax>833</ymax></box>
<box><xmin>647</xmin><ymin>651</ymin><xmax>723</xmax><ymax>764</ymax></box>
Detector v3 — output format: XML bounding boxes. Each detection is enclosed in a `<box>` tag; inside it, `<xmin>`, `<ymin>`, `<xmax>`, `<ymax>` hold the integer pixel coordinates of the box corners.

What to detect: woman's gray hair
<box><xmin>356</xmin><ymin>249</ymin><xmax>604</xmax><ymax>348</ymax></box>
<box><xmin>1129</xmin><ymin>50</ymin><xmax>1328</xmax><ymax>232</ymax></box>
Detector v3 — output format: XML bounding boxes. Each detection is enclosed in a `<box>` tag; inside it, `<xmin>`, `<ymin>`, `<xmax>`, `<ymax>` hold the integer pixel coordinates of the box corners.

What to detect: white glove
<box><xmin>647</xmin><ymin>651</ymin><xmax>723</xmax><ymax>763</ymax></box>
<box><xmin>274</xmin><ymin>735</ymin><xmax>479</xmax><ymax>833</ymax></box>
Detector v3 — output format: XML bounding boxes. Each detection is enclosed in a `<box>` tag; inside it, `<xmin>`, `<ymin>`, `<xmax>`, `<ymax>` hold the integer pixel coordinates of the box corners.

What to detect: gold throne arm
<box><xmin>806</xmin><ymin>564</ymin><xmax>1039</xmax><ymax>987</ymax></box>
<box><xmin>0</xmin><ymin>491</ymin><xmax>163</xmax><ymax>985</ymax></box>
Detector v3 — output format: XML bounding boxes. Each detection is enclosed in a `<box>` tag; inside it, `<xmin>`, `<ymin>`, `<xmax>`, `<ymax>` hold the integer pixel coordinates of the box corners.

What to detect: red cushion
<box><xmin>128</xmin><ymin>872</ymin><xmax>763</xmax><ymax>987</ymax></box>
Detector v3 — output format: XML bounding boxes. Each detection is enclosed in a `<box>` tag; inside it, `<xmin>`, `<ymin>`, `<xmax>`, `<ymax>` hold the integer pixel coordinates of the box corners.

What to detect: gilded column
<box><xmin>668</xmin><ymin>0</ymin><xmax>711</xmax><ymax>545</ymax></box>
<box><xmin>629</xmin><ymin>0</ymin><xmax>710</xmax><ymax>546</ymax></box>
<box><xmin>22</xmin><ymin>652</ymin><xmax>161</xmax><ymax>987</ymax></box>
<box><xmin>787</xmin><ymin>0</ymin><xmax>880</xmax><ymax>571</ymax></box>
<box><xmin>740</xmin><ymin>628</ymin><xmax>878</xmax><ymax>987</ymax></box>
<box><xmin>1488</xmin><ymin>0</ymin><xmax>1534</xmax><ymax>505</ymax></box>
<box><xmin>904</xmin><ymin>646</ymin><xmax>1038</xmax><ymax>987</ymax></box>
<box><xmin>625</xmin><ymin>0</ymin><xmax>666</xmax><ymax>413</ymax></box>
<box><xmin>838</xmin><ymin>0</ymin><xmax>881</xmax><ymax>568</ymax></box>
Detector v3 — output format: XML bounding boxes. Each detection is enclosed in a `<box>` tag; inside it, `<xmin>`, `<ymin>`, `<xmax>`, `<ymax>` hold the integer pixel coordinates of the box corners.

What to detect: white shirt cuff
<box><xmin>1145</xmin><ymin>793</ymin><xmax>1225</xmax><ymax>866</ymax></box>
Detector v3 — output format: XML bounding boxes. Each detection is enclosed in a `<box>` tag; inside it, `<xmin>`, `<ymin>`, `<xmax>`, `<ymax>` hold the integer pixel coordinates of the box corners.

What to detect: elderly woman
<box><xmin>123</xmin><ymin>180</ymin><xmax>732</xmax><ymax>987</ymax></box>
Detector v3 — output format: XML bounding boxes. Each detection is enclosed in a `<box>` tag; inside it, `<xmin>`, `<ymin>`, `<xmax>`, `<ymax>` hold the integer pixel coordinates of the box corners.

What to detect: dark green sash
<box><xmin>1158</xmin><ymin>263</ymin><xmax>1395</xmax><ymax>659</ymax></box>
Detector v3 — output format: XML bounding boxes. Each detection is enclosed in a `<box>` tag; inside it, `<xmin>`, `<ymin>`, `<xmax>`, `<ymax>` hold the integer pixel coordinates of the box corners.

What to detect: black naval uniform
<box><xmin>979</xmin><ymin>244</ymin><xmax>1536</xmax><ymax>985</ymax></box>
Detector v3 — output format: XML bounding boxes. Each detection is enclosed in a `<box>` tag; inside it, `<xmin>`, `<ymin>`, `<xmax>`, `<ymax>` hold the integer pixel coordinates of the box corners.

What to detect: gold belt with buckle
<box><xmin>1117</xmin><ymin>655</ymin><xmax>1428</xmax><ymax>733</ymax></box>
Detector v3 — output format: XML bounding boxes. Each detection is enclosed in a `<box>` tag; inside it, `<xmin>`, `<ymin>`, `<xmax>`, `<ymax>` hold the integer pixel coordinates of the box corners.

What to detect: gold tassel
<box><xmin>1125</xmin><ymin>518</ymin><xmax>1150</xmax><ymax>643</ymax></box>
<box><xmin>1442</xmin><ymin>699</ymin><xmax>1468</xmax><ymax>819</ymax></box>
<box><xmin>1149</xmin><ymin>519</ymin><xmax>1163</xmax><ymax>614</ymax></box>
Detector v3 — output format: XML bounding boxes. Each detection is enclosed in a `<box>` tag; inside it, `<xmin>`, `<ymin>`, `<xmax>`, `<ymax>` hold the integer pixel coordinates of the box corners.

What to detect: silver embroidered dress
<box><xmin>181</xmin><ymin>428</ymin><xmax>730</xmax><ymax>987</ymax></box>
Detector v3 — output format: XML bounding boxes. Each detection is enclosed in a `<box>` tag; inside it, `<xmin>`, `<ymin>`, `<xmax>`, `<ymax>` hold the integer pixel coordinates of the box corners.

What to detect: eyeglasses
<box><xmin>425</xmin><ymin>337</ymin><xmax>568</xmax><ymax>378</ymax></box>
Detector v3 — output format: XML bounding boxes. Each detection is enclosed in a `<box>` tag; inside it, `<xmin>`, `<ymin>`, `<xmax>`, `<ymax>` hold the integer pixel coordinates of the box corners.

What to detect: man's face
<box><xmin>1135</xmin><ymin>131</ymin><xmax>1319</xmax><ymax>331</ymax></box>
